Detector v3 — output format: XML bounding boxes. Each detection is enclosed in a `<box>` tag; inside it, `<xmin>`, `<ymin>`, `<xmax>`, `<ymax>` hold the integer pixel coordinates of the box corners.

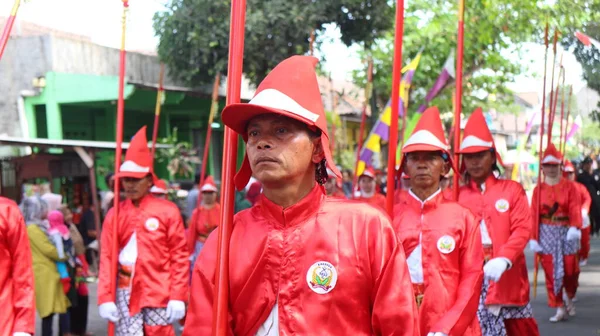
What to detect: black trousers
<box><xmin>70</xmin><ymin>294</ymin><xmax>89</xmax><ymax>335</ymax></box>
<box><xmin>42</xmin><ymin>313</ymin><xmax>70</xmax><ymax>336</ymax></box>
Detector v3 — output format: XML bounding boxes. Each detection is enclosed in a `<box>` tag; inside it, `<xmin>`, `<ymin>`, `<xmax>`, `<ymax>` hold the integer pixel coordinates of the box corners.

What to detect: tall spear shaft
<box><xmin>452</xmin><ymin>0</ymin><xmax>466</xmax><ymax>201</ymax></box>
<box><xmin>533</xmin><ymin>21</ymin><xmax>550</xmax><ymax>299</ymax></box>
<box><xmin>108</xmin><ymin>1</ymin><xmax>129</xmax><ymax>335</ymax></box>
<box><xmin>546</xmin><ymin>29</ymin><xmax>559</xmax><ymax>147</ymax></box>
<box><xmin>151</xmin><ymin>63</ymin><xmax>166</xmax><ymax>159</ymax></box>
<box><xmin>213</xmin><ymin>0</ymin><xmax>246</xmax><ymax>333</ymax></box>
<box><xmin>198</xmin><ymin>72</ymin><xmax>222</xmax><ymax>196</ymax></box>
<box><xmin>385</xmin><ymin>0</ymin><xmax>405</xmax><ymax>217</ymax></box>
<box><xmin>0</xmin><ymin>0</ymin><xmax>21</xmax><ymax>61</ymax></box>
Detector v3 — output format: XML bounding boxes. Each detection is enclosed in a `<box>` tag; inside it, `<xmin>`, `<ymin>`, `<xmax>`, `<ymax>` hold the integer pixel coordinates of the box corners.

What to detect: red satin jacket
<box><xmin>458</xmin><ymin>176</ymin><xmax>532</xmax><ymax>306</ymax></box>
<box><xmin>187</xmin><ymin>203</ymin><xmax>220</xmax><ymax>253</ymax></box>
<box><xmin>184</xmin><ymin>185</ymin><xmax>419</xmax><ymax>336</ymax></box>
<box><xmin>531</xmin><ymin>178</ymin><xmax>582</xmax><ymax>240</ymax></box>
<box><xmin>393</xmin><ymin>191</ymin><xmax>483</xmax><ymax>336</ymax></box>
<box><xmin>573</xmin><ymin>181</ymin><xmax>592</xmax><ymax>213</ymax></box>
<box><xmin>0</xmin><ymin>197</ymin><xmax>35</xmax><ymax>335</ymax></box>
<box><xmin>98</xmin><ymin>195</ymin><xmax>188</xmax><ymax>315</ymax></box>
<box><xmin>355</xmin><ymin>192</ymin><xmax>387</xmax><ymax>211</ymax></box>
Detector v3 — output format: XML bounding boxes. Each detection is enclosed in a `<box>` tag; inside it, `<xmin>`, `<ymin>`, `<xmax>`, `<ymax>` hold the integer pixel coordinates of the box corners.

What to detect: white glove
<box><xmin>566</xmin><ymin>227</ymin><xmax>581</xmax><ymax>242</ymax></box>
<box><xmin>582</xmin><ymin>210</ymin><xmax>590</xmax><ymax>228</ymax></box>
<box><xmin>483</xmin><ymin>258</ymin><xmax>510</xmax><ymax>282</ymax></box>
<box><xmin>13</xmin><ymin>333</ymin><xmax>32</xmax><ymax>336</ymax></box>
<box><xmin>166</xmin><ymin>300</ymin><xmax>186</xmax><ymax>323</ymax></box>
<box><xmin>99</xmin><ymin>302</ymin><xmax>120</xmax><ymax>323</ymax></box>
<box><xmin>528</xmin><ymin>240</ymin><xmax>543</xmax><ymax>253</ymax></box>
<box><xmin>427</xmin><ymin>333</ymin><xmax>448</xmax><ymax>336</ymax></box>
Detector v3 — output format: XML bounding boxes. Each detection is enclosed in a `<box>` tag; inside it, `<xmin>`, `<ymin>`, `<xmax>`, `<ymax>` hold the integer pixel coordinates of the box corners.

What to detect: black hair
<box><xmin>194</xmin><ymin>173</ymin><xmax>201</xmax><ymax>184</ymax></box>
<box><xmin>105</xmin><ymin>172</ymin><xmax>114</xmax><ymax>185</ymax></box>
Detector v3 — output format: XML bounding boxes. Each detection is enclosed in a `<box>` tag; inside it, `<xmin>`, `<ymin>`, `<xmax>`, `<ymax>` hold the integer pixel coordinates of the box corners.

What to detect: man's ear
<box><xmin>311</xmin><ymin>137</ymin><xmax>325</xmax><ymax>164</ymax></box>
<box><xmin>442</xmin><ymin>161</ymin><xmax>451</xmax><ymax>177</ymax></box>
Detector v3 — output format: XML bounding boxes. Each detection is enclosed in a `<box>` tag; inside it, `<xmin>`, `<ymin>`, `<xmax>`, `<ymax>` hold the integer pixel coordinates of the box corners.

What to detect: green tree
<box><xmin>154</xmin><ymin>0</ymin><xmax>393</xmax><ymax>88</ymax></box>
<box><xmin>354</xmin><ymin>1</ymin><xmax>595</xmax><ymax>116</ymax></box>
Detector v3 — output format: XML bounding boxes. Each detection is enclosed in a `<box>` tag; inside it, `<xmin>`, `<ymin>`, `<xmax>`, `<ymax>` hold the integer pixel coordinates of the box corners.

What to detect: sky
<box><xmin>0</xmin><ymin>0</ymin><xmax>587</xmax><ymax>94</ymax></box>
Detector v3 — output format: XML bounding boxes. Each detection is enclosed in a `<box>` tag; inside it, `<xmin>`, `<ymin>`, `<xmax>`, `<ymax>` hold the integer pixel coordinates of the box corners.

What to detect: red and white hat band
<box><xmin>563</xmin><ymin>165</ymin><xmax>575</xmax><ymax>172</ymax></box>
<box><xmin>542</xmin><ymin>155</ymin><xmax>561</xmax><ymax>164</ymax></box>
<box><xmin>150</xmin><ymin>186</ymin><xmax>168</xmax><ymax>194</ymax></box>
<box><xmin>459</xmin><ymin>135</ymin><xmax>493</xmax><ymax>150</ymax></box>
<box><xmin>403</xmin><ymin>130</ymin><xmax>448</xmax><ymax>150</ymax></box>
<box><xmin>249</xmin><ymin>89</ymin><xmax>320</xmax><ymax>123</ymax></box>
<box><xmin>120</xmin><ymin>160</ymin><xmax>151</xmax><ymax>174</ymax></box>
<box><xmin>201</xmin><ymin>184</ymin><xmax>218</xmax><ymax>192</ymax></box>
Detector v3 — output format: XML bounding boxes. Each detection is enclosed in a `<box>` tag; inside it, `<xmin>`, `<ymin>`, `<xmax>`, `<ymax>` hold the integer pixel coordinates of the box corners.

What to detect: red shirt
<box><xmin>531</xmin><ymin>178</ymin><xmax>582</xmax><ymax>240</ymax></box>
<box><xmin>458</xmin><ymin>176</ymin><xmax>532</xmax><ymax>306</ymax></box>
<box><xmin>184</xmin><ymin>185</ymin><xmax>419</xmax><ymax>335</ymax></box>
<box><xmin>393</xmin><ymin>191</ymin><xmax>483</xmax><ymax>336</ymax></box>
<box><xmin>355</xmin><ymin>193</ymin><xmax>387</xmax><ymax>211</ymax></box>
<box><xmin>0</xmin><ymin>198</ymin><xmax>35</xmax><ymax>335</ymax></box>
<box><xmin>187</xmin><ymin>204</ymin><xmax>221</xmax><ymax>253</ymax></box>
<box><xmin>98</xmin><ymin>195</ymin><xmax>188</xmax><ymax>315</ymax></box>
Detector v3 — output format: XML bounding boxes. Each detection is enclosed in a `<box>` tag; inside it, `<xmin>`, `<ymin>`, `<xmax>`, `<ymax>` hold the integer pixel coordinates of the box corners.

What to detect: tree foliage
<box><xmin>154</xmin><ymin>0</ymin><xmax>393</xmax><ymax>88</ymax></box>
<box><xmin>354</xmin><ymin>0</ymin><xmax>598</xmax><ymax>116</ymax></box>
<box><xmin>559</xmin><ymin>1</ymin><xmax>600</xmax><ymax>122</ymax></box>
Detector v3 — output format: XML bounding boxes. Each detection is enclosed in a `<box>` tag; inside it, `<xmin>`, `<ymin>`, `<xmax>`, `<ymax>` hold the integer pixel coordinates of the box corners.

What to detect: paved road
<box><xmin>37</xmin><ymin>239</ymin><xmax>600</xmax><ymax>335</ymax></box>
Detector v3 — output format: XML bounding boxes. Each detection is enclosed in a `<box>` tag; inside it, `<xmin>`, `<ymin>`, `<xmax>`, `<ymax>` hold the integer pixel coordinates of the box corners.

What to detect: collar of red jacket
<box><xmin>468</xmin><ymin>174</ymin><xmax>498</xmax><ymax>191</ymax></box>
<box><xmin>403</xmin><ymin>188</ymin><xmax>444</xmax><ymax>211</ymax></box>
<box><xmin>256</xmin><ymin>184</ymin><xmax>325</xmax><ymax>227</ymax></box>
<box><xmin>123</xmin><ymin>193</ymin><xmax>153</xmax><ymax>209</ymax></box>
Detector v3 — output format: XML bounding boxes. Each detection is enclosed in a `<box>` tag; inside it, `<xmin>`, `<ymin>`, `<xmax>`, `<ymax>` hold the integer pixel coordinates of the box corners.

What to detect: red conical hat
<box><xmin>150</xmin><ymin>179</ymin><xmax>168</xmax><ymax>194</ymax></box>
<box><xmin>221</xmin><ymin>56</ymin><xmax>341</xmax><ymax>190</ymax></box>
<box><xmin>118</xmin><ymin>127</ymin><xmax>153</xmax><ymax>179</ymax></box>
<box><xmin>399</xmin><ymin>106</ymin><xmax>456</xmax><ymax>174</ymax></box>
<box><xmin>359</xmin><ymin>167</ymin><xmax>377</xmax><ymax>179</ymax></box>
<box><xmin>541</xmin><ymin>143</ymin><xmax>562</xmax><ymax>165</ymax></box>
<box><xmin>200</xmin><ymin>176</ymin><xmax>218</xmax><ymax>192</ymax></box>
<box><xmin>563</xmin><ymin>160</ymin><xmax>575</xmax><ymax>173</ymax></box>
<box><xmin>458</xmin><ymin>107</ymin><xmax>504</xmax><ymax>169</ymax></box>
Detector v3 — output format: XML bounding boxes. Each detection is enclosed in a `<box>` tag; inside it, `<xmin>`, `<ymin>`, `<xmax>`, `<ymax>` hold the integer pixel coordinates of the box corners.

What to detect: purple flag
<box><xmin>417</xmin><ymin>51</ymin><xmax>455</xmax><ymax>113</ymax></box>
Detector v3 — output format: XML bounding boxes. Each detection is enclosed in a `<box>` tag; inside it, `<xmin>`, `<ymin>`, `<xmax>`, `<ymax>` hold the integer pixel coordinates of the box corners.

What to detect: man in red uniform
<box><xmin>457</xmin><ymin>108</ymin><xmax>539</xmax><ymax>336</ymax></box>
<box><xmin>184</xmin><ymin>55</ymin><xmax>418</xmax><ymax>335</ymax></box>
<box><xmin>324</xmin><ymin>169</ymin><xmax>346</xmax><ymax>198</ymax></box>
<box><xmin>393</xmin><ymin>106</ymin><xmax>484</xmax><ymax>336</ymax></box>
<box><xmin>188</xmin><ymin>176</ymin><xmax>220</xmax><ymax>268</ymax></box>
<box><xmin>0</xmin><ymin>197</ymin><xmax>35</xmax><ymax>336</ymax></box>
<box><xmin>355</xmin><ymin>167</ymin><xmax>387</xmax><ymax>210</ymax></box>
<box><xmin>563</xmin><ymin>160</ymin><xmax>592</xmax><ymax>266</ymax></box>
<box><xmin>150</xmin><ymin>179</ymin><xmax>169</xmax><ymax>199</ymax></box>
<box><xmin>529</xmin><ymin>143</ymin><xmax>582</xmax><ymax>322</ymax></box>
<box><xmin>98</xmin><ymin>127</ymin><xmax>189</xmax><ymax>335</ymax></box>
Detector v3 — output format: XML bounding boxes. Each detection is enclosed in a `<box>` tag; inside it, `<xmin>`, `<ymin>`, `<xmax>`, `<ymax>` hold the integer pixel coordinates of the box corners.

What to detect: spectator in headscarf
<box><xmin>22</xmin><ymin>197</ymin><xmax>71</xmax><ymax>336</ymax></box>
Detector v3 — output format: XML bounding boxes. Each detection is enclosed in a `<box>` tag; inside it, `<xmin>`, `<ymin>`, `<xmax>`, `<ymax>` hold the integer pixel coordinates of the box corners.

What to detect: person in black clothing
<box><xmin>577</xmin><ymin>156</ymin><xmax>600</xmax><ymax>236</ymax></box>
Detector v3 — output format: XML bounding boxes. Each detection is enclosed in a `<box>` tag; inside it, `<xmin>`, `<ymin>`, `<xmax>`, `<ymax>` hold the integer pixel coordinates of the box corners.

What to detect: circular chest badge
<box><xmin>495</xmin><ymin>199</ymin><xmax>510</xmax><ymax>213</ymax></box>
<box><xmin>145</xmin><ymin>218</ymin><xmax>160</xmax><ymax>231</ymax></box>
<box><xmin>306</xmin><ymin>261</ymin><xmax>337</xmax><ymax>294</ymax></box>
<box><xmin>437</xmin><ymin>235</ymin><xmax>456</xmax><ymax>254</ymax></box>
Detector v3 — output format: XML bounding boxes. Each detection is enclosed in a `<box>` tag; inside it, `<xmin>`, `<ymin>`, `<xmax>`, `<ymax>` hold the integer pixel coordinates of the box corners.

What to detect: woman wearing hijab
<box><xmin>22</xmin><ymin>197</ymin><xmax>71</xmax><ymax>336</ymax></box>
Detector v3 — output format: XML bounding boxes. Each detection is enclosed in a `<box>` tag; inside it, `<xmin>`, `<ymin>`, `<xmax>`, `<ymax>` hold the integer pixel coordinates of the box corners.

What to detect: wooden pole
<box><xmin>562</xmin><ymin>86</ymin><xmax>572</xmax><ymax>153</ymax></box>
<box><xmin>213</xmin><ymin>0</ymin><xmax>246</xmax><ymax>333</ymax></box>
<box><xmin>151</xmin><ymin>63</ymin><xmax>166</xmax><ymax>159</ymax></box>
<box><xmin>546</xmin><ymin>29</ymin><xmax>559</xmax><ymax>147</ymax></box>
<box><xmin>385</xmin><ymin>0</ymin><xmax>405</xmax><ymax>217</ymax></box>
<box><xmin>0</xmin><ymin>0</ymin><xmax>21</xmax><ymax>61</ymax></box>
<box><xmin>452</xmin><ymin>0</ymin><xmax>466</xmax><ymax>201</ymax></box>
<box><xmin>533</xmin><ymin>21</ymin><xmax>550</xmax><ymax>299</ymax></box>
<box><xmin>198</xmin><ymin>72</ymin><xmax>222</xmax><ymax>201</ymax></box>
<box><xmin>353</xmin><ymin>58</ymin><xmax>373</xmax><ymax>192</ymax></box>
<box><xmin>108</xmin><ymin>1</ymin><xmax>129</xmax><ymax>335</ymax></box>
<box><xmin>558</xmin><ymin>73</ymin><xmax>566</xmax><ymax>155</ymax></box>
